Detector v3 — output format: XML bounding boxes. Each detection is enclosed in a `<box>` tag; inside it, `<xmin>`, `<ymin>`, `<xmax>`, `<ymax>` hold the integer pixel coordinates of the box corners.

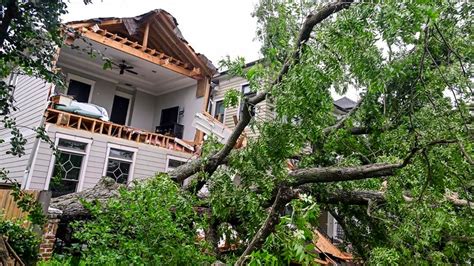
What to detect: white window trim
<box><xmin>66</xmin><ymin>73</ymin><xmax>96</xmax><ymax>103</ymax></box>
<box><xmin>212</xmin><ymin>97</ymin><xmax>226</xmax><ymax>123</ymax></box>
<box><xmin>113</xmin><ymin>90</ymin><xmax>133</xmax><ymax>126</ymax></box>
<box><xmin>165</xmin><ymin>155</ymin><xmax>189</xmax><ymax>172</ymax></box>
<box><xmin>102</xmin><ymin>143</ymin><xmax>138</xmax><ymax>184</ymax></box>
<box><xmin>44</xmin><ymin>133</ymin><xmax>93</xmax><ymax>192</ymax></box>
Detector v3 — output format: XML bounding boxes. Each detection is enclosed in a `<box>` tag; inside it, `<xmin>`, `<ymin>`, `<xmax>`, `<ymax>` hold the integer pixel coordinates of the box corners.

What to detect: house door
<box><xmin>160</xmin><ymin>106</ymin><xmax>179</xmax><ymax>126</ymax></box>
<box><xmin>110</xmin><ymin>91</ymin><xmax>132</xmax><ymax>125</ymax></box>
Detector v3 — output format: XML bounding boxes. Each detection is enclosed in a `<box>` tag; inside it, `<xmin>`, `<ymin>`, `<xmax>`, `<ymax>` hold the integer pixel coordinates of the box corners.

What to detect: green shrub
<box><xmin>0</xmin><ymin>220</ymin><xmax>40</xmax><ymax>264</ymax></box>
<box><xmin>73</xmin><ymin>174</ymin><xmax>215</xmax><ymax>265</ymax></box>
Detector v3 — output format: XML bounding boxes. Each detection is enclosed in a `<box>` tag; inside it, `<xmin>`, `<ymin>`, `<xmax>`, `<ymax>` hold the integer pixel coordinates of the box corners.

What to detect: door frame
<box><xmin>112</xmin><ymin>90</ymin><xmax>133</xmax><ymax>125</ymax></box>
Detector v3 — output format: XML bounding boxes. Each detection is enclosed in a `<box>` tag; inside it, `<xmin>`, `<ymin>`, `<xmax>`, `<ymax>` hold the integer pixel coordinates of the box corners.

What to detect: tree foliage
<box><xmin>73</xmin><ymin>175</ymin><xmax>214</xmax><ymax>265</ymax></box>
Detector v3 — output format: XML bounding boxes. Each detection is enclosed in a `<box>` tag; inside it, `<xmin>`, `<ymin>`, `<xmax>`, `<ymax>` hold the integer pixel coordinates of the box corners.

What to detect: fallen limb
<box><xmin>234</xmin><ymin>187</ymin><xmax>299</xmax><ymax>266</ymax></box>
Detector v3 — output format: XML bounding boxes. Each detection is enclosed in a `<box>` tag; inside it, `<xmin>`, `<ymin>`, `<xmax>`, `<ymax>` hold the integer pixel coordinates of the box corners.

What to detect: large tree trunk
<box><xmin>49</xmin><ymin>177</ymin><xmax>121</xmax><ymax>220</ymax></box>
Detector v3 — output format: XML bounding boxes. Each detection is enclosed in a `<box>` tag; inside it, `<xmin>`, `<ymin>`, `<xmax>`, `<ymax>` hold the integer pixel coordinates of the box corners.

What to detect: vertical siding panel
<box><xmin>0</xmin><ymin>75</ymin><xmax>50</xmax><ymax>184</ymax></box>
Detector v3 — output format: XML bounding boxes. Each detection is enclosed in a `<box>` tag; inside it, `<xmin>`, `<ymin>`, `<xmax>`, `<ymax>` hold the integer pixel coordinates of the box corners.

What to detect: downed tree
<box><xmin>50</xmin><ymin>177</ymin><xmax>121</xmax><ymax>220</ymax></box>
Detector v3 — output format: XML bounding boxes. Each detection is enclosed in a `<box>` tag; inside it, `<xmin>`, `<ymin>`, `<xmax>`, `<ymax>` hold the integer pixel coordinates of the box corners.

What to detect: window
<box><xmin>213</xmin><ymin>100</ymin><xmax>225</xmax><ymax>123</ymax></box>
<box><xmin>242</xmin><ymin>83</ymin><xmax>253</xmax><ymax>96</ymax></box>
<box><xmin>166</xmin><ymin>156</ymin><xmax>188</xmax><ymax>184</ymax></box>
<box><xmin>49</xmin><ymin>138</ymin><xmax>89</xmax><ymax>198</ymax></box>
<box><xmin>240</xmin><ymin>84</ymin><xmax>256</xmax><ymax>117</ymax></box>
<box><xmin>167</xmin><ymin>158</ymin><xmax>187</xmax><ymax>170</ymax></box>
<box><xmin>66</xmin><ymin>74</ymin><xmax>94</xmax><ymax>103</ymax></box>
<box><xmin>104</xmin><ymin>145</ymin><xmax>137</xmax><ymax>184</ymax></box>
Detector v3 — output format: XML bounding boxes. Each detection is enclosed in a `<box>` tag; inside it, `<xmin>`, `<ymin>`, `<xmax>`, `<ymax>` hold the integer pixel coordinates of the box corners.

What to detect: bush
<box><xmin>73</xmin><ymin>174</ymin><xmax>215</xmax><ymax>265</ymax></box>
<box><xmin>0</xmin><ymin>220</ymin><xmax>40</xmax><ymax>264</ymax></box>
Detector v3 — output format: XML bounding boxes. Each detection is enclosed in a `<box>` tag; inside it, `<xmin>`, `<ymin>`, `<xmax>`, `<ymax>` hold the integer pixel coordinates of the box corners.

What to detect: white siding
<box><xmin>27</xmin><ymin>124</ymin><xmax>195</xmax><ymax>190</ymax></box>
<box><xmin>214</xmin><ymin>76</ymin><xmax>274</xmax><ymax>138</ymax></box>
<box><xmin>0</xmin><ymin>75</ymin><xmax>51</xmax><ymax>183</ymax></box>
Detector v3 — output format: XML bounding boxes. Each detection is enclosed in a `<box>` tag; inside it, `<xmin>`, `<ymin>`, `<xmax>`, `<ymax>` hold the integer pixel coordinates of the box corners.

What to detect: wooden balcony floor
<box><xmin>44</xmin><ymin>108</ymin><xmax>194</xmax><ymax>154</ymax></box>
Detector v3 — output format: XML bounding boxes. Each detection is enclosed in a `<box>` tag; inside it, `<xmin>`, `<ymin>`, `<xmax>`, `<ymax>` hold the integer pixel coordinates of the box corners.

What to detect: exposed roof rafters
<box><xmin>66</xmin><ymin>9</ymin><xmax>217</xmax><ymax>79</ymax></box>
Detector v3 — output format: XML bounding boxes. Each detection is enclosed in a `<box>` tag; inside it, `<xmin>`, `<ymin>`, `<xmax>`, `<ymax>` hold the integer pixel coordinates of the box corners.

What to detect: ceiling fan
<box><xmin>111</xmin><ymin>60</ymin><xmax>138</xmax><ymax>75</ymax></box>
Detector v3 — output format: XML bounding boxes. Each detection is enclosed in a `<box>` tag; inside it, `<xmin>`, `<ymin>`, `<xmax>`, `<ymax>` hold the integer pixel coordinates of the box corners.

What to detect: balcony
<box><xmin>44</xmin><ymin>108</ymin><xmax>195</xmax><ymax>154</ymax></box>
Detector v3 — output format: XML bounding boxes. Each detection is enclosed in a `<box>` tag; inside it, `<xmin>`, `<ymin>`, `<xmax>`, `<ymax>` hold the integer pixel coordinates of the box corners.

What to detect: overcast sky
<box><xmin>62</xmin><ymin>0</ymin><xmax>261</xmax><ymax>67</ymax></box>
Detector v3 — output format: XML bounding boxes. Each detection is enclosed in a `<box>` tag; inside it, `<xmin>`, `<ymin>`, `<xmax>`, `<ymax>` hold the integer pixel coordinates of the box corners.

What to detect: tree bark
<box><xmin>49</xmin><ymin>177</ymin><xmax>121</xmax><ymax>220</ymax></box>
<box><xmin>289</xmin><ymin>163</ymin><xmax>401</xmax><ymax>186</ymax></box>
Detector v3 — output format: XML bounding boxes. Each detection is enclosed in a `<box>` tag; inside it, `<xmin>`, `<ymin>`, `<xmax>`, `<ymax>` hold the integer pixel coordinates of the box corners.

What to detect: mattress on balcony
<box><xmin>55</xmin><ymin>101</ymin><xmax>109</xmax><ymax>121</ymax></box>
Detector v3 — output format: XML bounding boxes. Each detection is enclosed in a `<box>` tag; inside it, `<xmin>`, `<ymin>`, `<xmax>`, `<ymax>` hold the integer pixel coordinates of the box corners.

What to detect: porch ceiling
<box><xmin>57</xmin><ymin>39</ymin><xmax>197</xmax><ymax>96</ymax></box>
<box><xmin>66</xmin><ymin>9</ymin><xmax>217</xmax><ymax>78</ymax></box>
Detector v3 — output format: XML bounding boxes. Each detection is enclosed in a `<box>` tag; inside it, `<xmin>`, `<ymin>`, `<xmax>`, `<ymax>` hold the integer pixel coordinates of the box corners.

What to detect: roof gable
<box><xmin>66</xmin><ymin>9</ymin><xmax>216</xmax><ymax>79</ymax></box>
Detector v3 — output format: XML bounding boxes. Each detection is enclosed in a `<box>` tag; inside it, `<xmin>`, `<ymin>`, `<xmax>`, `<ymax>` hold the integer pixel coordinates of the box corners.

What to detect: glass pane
<box><xmin>109</xmin><ymin>148</ymin><xmax>134</xmax><ymax>160</ymax></box>
<box><xmin>106</xmin><ymin>159</ymin><xmax>131</xmax><ymax>184</ymax></box>
<box><xmin>53</xmin><ymin>152</ymin><xmax>83</xmax><ymax>181</ymax></box>
<box><xmin>242</xmin><ymin>84</ymin><xmax>252</xmax><ymax>95</ymax></box>
<box><xmin>214</xmin><ymin>101</ymin><xmax>225</xmax><ymax>123</ymax></box>
<box><xmin>50</xmin><ymin>179</ymin><xmax>78</xmax><ymax>198</ymax></box>
<box><xmin>58</xmin><ymin>139</ymin><xmax>87</xmax><ymax>151</ymax></box>
<box><xmin>168</xmin><ymin>159</ymin><xmax>186</xmax><ymax>169</ymax></box>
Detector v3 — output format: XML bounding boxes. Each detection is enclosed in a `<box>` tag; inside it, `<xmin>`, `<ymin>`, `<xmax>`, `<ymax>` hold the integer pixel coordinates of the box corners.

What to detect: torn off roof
<box><xmin>66</xmin><ymin>9</ymin><xmax>217</xmax><ymax>78</ymax></box>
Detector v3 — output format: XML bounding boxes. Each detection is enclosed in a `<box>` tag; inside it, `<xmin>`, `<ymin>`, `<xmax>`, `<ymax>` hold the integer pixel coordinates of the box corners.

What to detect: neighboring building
<box><xmin>0</xmin><ymin>10</ymin><xmax>216</xmax><ymax>197</ymax></box>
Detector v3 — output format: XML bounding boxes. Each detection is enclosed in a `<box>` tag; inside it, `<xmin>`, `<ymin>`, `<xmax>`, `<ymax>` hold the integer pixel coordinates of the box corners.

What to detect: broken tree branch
<box><xmin>170</xmin><ymin>0</ymin><xmax>354</xmax><ymax>184</ymax></box>
<box><xmin>234</xmin><ymin>186</ymin><xmax>299</xmax><ymax>266</ymax></box>
<box><xmin>289</xmin><ymin>163</ymin><xmax>401</xmax><ymax>186</ymax></box>
<box><xmin>318</xmin><ymin>189</ymin><xmax>472</xmax><ymax>208</ymax></box>
<box><xmin>289</xmin><ymin>139</ymin><xmax>457</xmax><ymax>186</ymax></box>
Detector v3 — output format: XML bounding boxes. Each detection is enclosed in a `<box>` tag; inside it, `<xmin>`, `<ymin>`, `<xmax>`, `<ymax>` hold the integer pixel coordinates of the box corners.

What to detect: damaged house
<box><xmin>0</xmin><ymin>10</ymin><xmax>216</xmax><ymax>197</ymax></box>
<box><xmin>2</xmin><ymin>9</ymin><xmax>355</xmax><ymax>264</ymax></box>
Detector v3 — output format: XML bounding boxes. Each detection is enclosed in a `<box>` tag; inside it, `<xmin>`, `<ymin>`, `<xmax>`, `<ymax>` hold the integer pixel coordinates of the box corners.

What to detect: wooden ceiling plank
<box><xmin>152</xmin><ymin>17</ymin><xmax>194</xmax><ymax>68</ymax></box>
<box><xmin>79</xmin><ymin>28</ymin><xmax>203</xmax><ymax>80</ymax></box>
<box><xmin>147</xmin><ymin>27</ymin><xmax>180</xmax><ymax>61</ymax></box>
<box><xmin>141</xmin><ymin>22</ymin><xmax>150</xmax><ymax>51</ymax></box>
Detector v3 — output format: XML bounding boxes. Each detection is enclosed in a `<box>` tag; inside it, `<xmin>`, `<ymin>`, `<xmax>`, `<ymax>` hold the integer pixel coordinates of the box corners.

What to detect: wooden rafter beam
<box><xmin>67</xmin><ymin>19</ymin><xmax>122</xmax><ymax>29</ymax></box>
<box><xmin>142</xmin><ymin>22</ymin><xmax>150</xmax><ymax>50</ymax></box>
<box><xmin>79</xmin><ymin>28</ymin><xmax>204</xmax><ymax>80</ymax></box>
<box><xmin>157</xmin><ymin>13</ymin><xmax>213</xmax><ymax>77</ymax></box>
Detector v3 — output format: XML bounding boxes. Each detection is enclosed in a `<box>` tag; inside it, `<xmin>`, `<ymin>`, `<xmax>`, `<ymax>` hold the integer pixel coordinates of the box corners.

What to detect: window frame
<box><xmin>238</xmin><ymin>83</ymin><xmax>256</xmax><ymax>118</ymax></box>
<box><xmin>212</xmin><ymin>97</ymin><xmax>226</xmax><ymax>123</ymax></box>
<box><xmin>66</xmin><ymin>73</ymin><xmax>95</xmax><ymax>103</ymax></box>
<box><xmin>102</xmin><ymin>143</ymin><xmax>138</xmax><ymax>184</ymax></box>
<box><xmin>44</xmin><ymin>133</ymin><xmax>92</xmax><ymax>192</ymax></box>
<box><xmin>165</xmin><ymin>155</ymin><xmax>189</xmax><ymax>172</ymax></box>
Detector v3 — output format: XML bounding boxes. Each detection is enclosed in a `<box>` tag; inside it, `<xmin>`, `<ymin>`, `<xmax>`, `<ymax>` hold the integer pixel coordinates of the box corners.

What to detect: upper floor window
<box><xmin>240</xmin><ymin>84</ymin><xmax>256</xmax><ymax>117</ymax></box>
<box><xmin>104</xmin><ymin>145</ymin><xmax>136</xmax><ymax>184</ymax></box>
<box><xmin>50</xmin><ymin>137</ymin><xmax>90</xmax><ymax>198</ymax></box>
<box><xmin>213</xmin><ymin>100</ymin><xmax>225</xmax><ymax>123</ymax></box>
<box><xmin>166</xmin><ymin>156</ymin><xmax>188</xmax><ymax>184</ymax></box>
<box><xmin>66</xmin><ymin>74</ymin><xmax>95</xmax><ymax>103</ymax></box>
